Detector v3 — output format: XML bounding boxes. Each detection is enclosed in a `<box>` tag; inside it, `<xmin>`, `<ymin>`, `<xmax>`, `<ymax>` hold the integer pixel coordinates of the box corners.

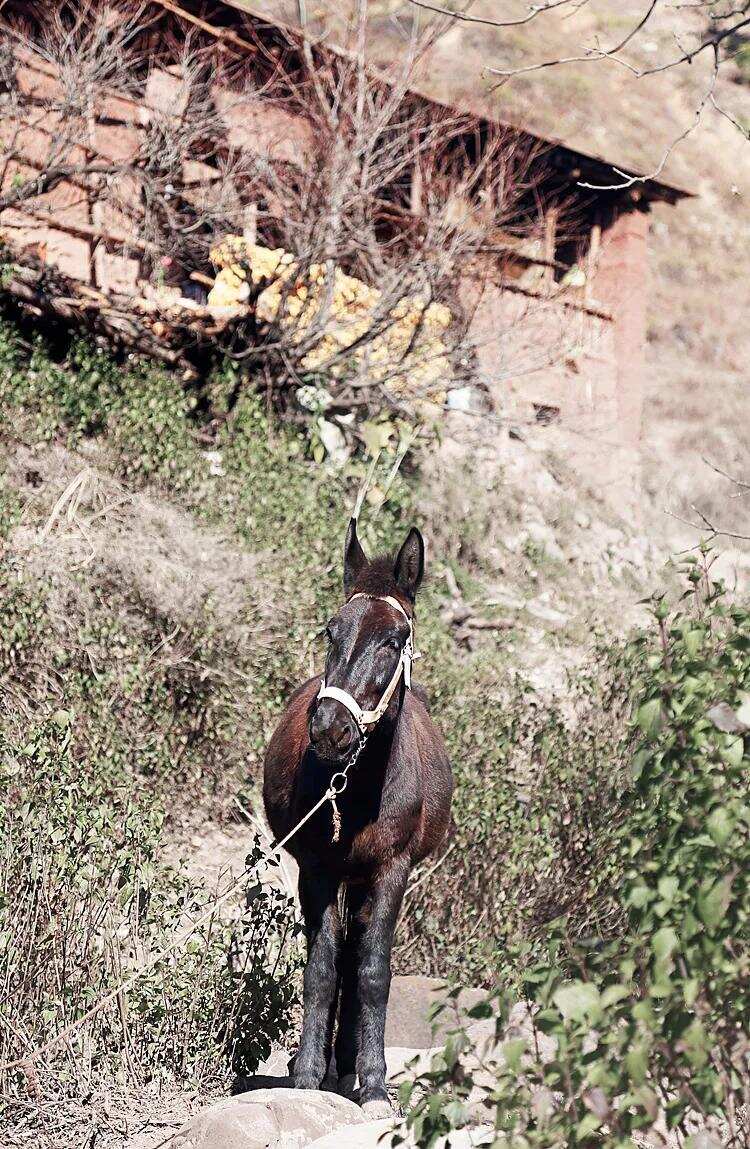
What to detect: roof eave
<box><xmin>184</xmin><ymin>0</ymin><xmax>695</xmax><ymax>205</ymax></box>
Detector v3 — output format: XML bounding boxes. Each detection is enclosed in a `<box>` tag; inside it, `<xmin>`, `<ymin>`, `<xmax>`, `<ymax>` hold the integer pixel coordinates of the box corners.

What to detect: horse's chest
<box><xmin>292</xmin><ymin>788</ymin><xmax>405</xmax><ymax>877</ymax></box>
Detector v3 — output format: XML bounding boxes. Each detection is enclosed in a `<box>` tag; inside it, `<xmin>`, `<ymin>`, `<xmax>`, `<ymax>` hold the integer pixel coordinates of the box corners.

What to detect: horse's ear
<box><xmin>394</xmin><ymin>527</ymin><xmax>425</xmax><ymax>602</ymax></box>
<box><xmin>343</xmin><ymin>517</ymin><xmax>368</xmax><ymax>597</ymax></box>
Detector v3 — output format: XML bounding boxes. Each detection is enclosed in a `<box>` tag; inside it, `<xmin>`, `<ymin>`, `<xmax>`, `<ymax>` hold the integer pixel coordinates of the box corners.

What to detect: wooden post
<box><xmin>543</xmin><ymin>205</ymin><xmax>558</xmax><ymax>290</ymax></box>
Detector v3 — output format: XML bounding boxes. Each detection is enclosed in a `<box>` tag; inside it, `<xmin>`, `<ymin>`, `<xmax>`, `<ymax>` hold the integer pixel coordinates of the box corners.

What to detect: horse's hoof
<box><xmin>361</xmin><ymin>1098</ymin><xmax>394</xmax><ymax>1119</ymax></box>
<box><xmin>337</xmin><ymin>1073</ymin><xmax>357</xmax><ymax>1100</ymax></box>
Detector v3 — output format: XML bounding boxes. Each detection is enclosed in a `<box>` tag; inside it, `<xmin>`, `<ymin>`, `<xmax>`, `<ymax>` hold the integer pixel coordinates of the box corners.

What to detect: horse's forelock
<box><xmin>348</xmin><ymin>555</ymin><xmax>408</xmax><ymax>606</ymax></box>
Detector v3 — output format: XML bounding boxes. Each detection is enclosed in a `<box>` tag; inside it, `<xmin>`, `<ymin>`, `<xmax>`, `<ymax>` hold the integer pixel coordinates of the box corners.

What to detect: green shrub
<box><xmin>400</xmin><ymin>550</ymin><xmax>750</xmax><ymax>1146</ymax></box>
<box><xmin>0</xmin><ymin>709</ymin><xmax>301</xmax><ymax>1111</ymax></box>
<box><xmin>0</xmin><ymin>316</ymin><xmax>203</xmax><ymax>486</ymax></box>
<box><xmin>395</xmin><ymin>617</ymin><xmax>631</xmax><ymax>986</ymax></box>
<box><xmin>0</xmin><ymin>557</ymin><xmax>302</xmax><ymax>1133</ymax></box>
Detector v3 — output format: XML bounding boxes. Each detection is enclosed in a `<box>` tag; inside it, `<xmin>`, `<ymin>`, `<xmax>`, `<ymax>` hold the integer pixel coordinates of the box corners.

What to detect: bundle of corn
<box><xmin>207</xmin><ymin>237</ymin><xmax>452</xmax><ymax>410</ymax></box>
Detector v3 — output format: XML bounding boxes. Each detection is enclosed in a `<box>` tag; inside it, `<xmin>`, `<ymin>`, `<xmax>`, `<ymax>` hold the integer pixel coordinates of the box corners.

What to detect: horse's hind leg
<box><xmin>295</xmin><ymin>871</ymin><xmax>341</xmax><ymax>1091</ymax></box>
<box><xmin>334</xmin><ymin>883</ymin><xmax>369</xmax><ymax>1099</ymax></box>
<box><xmin>356</xmin><ymin>854</ymin><xmax>410</xmax><ymax>1116</ymax></box>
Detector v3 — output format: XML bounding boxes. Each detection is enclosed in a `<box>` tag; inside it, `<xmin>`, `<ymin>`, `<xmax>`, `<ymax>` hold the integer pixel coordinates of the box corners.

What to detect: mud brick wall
<box><xmin>1</xmin><ymin>48</ymin><xmax>313</xmax><ymax>293</ymax></box>
<box><xmin>461</xmin><ymin>202</ymin><xmax>650</xmax><ymax>484</ymax></box>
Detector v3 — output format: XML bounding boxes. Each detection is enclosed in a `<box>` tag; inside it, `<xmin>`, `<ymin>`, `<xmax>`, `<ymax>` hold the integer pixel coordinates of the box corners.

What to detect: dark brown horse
<box><xmin>263</xmin><ymin>519</ymin><xmax>453</xmax><ymax>1117</ymax></box>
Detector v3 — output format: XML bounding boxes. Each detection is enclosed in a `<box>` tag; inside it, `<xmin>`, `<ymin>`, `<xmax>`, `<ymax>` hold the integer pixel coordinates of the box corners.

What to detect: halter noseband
<box><xmin>316</xmin><ymin>593</ymin><xmax>416</xmax><ymax>733</ymax></box>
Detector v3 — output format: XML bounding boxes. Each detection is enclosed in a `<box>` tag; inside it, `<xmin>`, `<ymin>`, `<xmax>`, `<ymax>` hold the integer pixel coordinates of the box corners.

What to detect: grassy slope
<box><xmin>0</xmin><ymin>303</ymin><xmax>739</xmax><ymax>1143</ymax></box>
<box><xmin>0</xmin><ymin>307</ymin><xmax>643</xmax><ymax>999</ymax></box>
<box><xmin>8</xmin><ymin>318</ymin><xmax>744</xmax><ymax>1146</ymax></box>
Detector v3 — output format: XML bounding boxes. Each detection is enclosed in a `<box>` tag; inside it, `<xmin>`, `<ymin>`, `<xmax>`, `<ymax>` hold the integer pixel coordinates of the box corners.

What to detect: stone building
<box><xmin>0</xmin><ymin>0</ymin><xmax>690</xmax><ymax>488</ymax></box>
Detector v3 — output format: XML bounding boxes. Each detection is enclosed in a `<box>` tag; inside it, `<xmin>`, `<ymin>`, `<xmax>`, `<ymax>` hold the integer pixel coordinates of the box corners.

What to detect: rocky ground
<box><xmin>118</xmin><ymin>976</ymin><xmax>498</xmax><ymax>1149</ymax></box>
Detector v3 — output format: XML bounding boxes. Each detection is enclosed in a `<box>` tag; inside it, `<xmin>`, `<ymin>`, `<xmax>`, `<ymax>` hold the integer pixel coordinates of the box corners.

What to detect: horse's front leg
<box><xmin>295</xmin><ymin>870</ymin><xmax>342</xmax><ymax>1090</ymax></box>
<box><xmin>356</xmin><ymin>853</ymin><xmax>410</xmax><ymax>1116</ymax></box>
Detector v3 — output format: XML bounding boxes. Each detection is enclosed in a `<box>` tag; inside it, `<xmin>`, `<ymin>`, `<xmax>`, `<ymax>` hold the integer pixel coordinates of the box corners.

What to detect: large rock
<box><xmin>386</xmin><ymin>1045</ymin><xmax>438</xmax><ymax>1084</ymax></box>
<box><xmin>384</xmin><ymin>976</ymin><xmax>487</xmax><ymax>1048</ymax></box>
<box><xmin>172</xmin><ymin>1088</ymin><xmax>366</xmax><ymax>1149</ymax></box>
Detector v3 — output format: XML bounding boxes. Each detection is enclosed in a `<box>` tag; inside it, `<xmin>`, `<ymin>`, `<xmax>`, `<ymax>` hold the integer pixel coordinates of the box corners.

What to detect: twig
<box><xmin>351</xmin><ymin>450</ymin><xmax>382</xmax><ymax>522</ymax></box>
<box><xmin>404</xmin><ymin>841</ymin><xmax>456</xmax><ymax>897</ymax></box>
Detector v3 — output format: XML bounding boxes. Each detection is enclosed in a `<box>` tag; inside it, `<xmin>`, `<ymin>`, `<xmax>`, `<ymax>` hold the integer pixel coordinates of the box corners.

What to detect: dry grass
<box><xmin>6</xmin><ymin>440</ymin><xmax>268</xmax><ymax>631</ymax></box>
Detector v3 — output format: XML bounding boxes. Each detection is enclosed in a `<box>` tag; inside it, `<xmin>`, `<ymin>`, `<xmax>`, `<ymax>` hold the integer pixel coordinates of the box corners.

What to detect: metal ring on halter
<box><xmin>329</xmin><ymin>771</ymin><xmax>349</xmax><ymax>795</ymax></box>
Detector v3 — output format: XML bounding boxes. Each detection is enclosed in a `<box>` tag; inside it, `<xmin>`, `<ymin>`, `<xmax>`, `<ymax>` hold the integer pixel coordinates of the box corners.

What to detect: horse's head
<box><xmin>309</xmin><ymin>519</ymin><xmax>424</xmax><ymax>765</ymax></box>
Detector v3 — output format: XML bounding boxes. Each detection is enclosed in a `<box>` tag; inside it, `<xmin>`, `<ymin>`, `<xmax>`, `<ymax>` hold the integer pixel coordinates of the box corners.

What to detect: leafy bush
<box><xmin>0</xmin><ymin>559</ymin><xmax>302</xmax><ymax>1135</ymax></box>
<box><xmin>0</xmin><ymin>702</ymin><xmax>300</xmax><ymax>1114</ymax></box>
<box><xmin>396</xmin><ymin>624</ymin><xmax>631</xmax><ymax>985</ymax></box>
<box><xmin>0</xmin><ymin>316</ymin><xmax>203</xmax><ymax>486</ymax></box>
<box><xmin>400</xmin><ymin>551</ymin><xmax>750</xmax><ymax>1146</ymax></box>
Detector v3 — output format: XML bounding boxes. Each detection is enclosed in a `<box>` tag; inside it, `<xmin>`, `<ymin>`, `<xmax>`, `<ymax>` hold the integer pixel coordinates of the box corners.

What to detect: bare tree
<box><xmin>0</xmin><ymin>0</ymin><xmax>566</xmax><ymax>425</ymax></box>
<box><xmin>667</xmin><ymin>458</ymin><xmax>750</xmax><ymax>544</ymax></box>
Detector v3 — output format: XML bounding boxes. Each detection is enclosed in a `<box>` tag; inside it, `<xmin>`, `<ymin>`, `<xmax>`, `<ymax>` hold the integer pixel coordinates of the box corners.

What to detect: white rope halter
<box><xmin>316</xmin><ymin>593</ymin><xmax>417</xmax><ymax>733</ymax></box>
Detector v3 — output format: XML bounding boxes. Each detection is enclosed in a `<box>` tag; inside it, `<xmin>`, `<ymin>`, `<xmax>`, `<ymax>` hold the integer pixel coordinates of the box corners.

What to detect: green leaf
<box><xmin>501</xmin><ymin>1038</ymin><xmax>526</xmax><ymax>1072</ymax></box>
<box><xmin>553</xmin><ymin>980</ymin><xmax>600</xmax><ymax>1022</ymax></box>
<box><xmin>697</xmin><ymin>876</ymin><xmax>732</xmax><ymax>930</ymax></box>
<box><xmin>657</xmin><ymin>876</ymin><xmax>679</xmax><ymax>904</ymax></box>
<box><xmin>735</xmin><ymin>691</ymin><xmax>750</xmax><ymax>728</ymax></box>
<box><xmin>652</xmin><ymin>926</ymin><xmax>679</xmax><ymax>963</ymax></box>
<box><xmin>631</xmin><ymin>748</ymin><xmax>651</xmax><ymax>781</ymax></box>
<box><xmin>636</xmin><ymin>698</ymin><xmax>663</xmax><ymax>739</ymax></box>
<box><xmin>626</xmin><ymin>884</ymin><xmax>653</xmax><ymax>909</ymax></box>
<box><xmin>600</xmin><ymin>983</ymin><xmax>629</xmax><ymax>1009</ymax></box>
<box><xmin>722</xmin><ymin>735</ymin><xmax>745</xmax><ymax>768</ymax></box>
<box><xmin>625</xmin><ymin>1044</ymin><xmax>649</xmax><ymax>1086</ymax></box>
<box><xmin>683</xmin><ymin>629</ymin><xmax>703</xmax><ymax>657</ymax></box>
<box><xmin>707</xmin><ymin>805</ymin><xmax>733</xmax><ymax>847</ymax></box>
<box><xmin>442</xmin><ymin>1099</ymin><xmax>467</xmax><ymax>1127</ymax></box>
<box><xmin>576</xmin><ymin>1113</ymin><xmax>602</xmax><ymax>1138</ymax></box>
<box><xmin>681</xmin><ymin>1020</ymin><xmax>710</xmax><ymax>1069</ymax></box>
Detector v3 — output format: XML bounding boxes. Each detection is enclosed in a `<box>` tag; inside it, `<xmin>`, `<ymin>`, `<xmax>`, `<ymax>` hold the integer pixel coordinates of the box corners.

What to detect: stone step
<box><xmin>385</xmin><ymin>975</ymin><xmax>487</xmax><ymax>1048</ymax></box>
<box><xmin>307</xmin><ymin>1119</ymin><xmax>494</xmax><ymax>1148</ymax></box>
<box><xmin>172</xmin><ymin>1087</ymin><xmax>366</xmax><ymax>1149</ymax></box>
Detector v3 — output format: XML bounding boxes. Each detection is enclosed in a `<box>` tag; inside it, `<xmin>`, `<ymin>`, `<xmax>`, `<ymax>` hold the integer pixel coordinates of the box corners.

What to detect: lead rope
<box><xmin>328</xmin><ymin>733</ymin><xmax>367</xmax><ymax>843</ymax></box>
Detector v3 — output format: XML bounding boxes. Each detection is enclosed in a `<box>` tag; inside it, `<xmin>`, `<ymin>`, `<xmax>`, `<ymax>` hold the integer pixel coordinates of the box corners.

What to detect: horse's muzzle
<box><xmin>309</xmin><ymin>700</ymin><xmax>357</xmax><ymax>763</ymax></box>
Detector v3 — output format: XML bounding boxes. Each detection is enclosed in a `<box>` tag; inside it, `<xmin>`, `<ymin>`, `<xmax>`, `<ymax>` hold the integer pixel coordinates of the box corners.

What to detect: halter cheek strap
<box><xmin>316</xmin><ymin>593</ymin><xmax>417</xmax><ymax>733</ymax></box>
